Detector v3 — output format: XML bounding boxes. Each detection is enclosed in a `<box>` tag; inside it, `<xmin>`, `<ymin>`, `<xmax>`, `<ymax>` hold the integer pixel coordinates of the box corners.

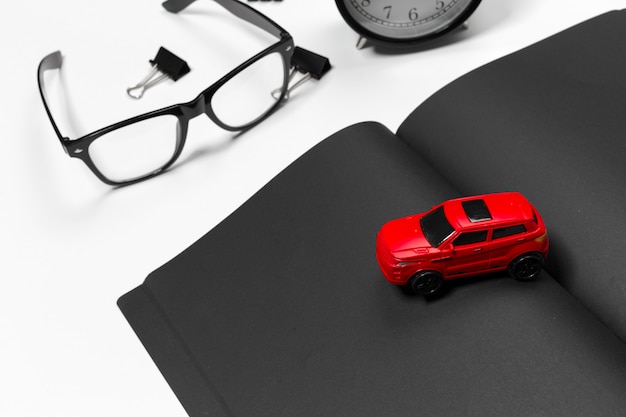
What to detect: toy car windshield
<box><xmin>420</xmin><ymin>205</ymin><xmax>454</xmax><ymax>247</ymax></box>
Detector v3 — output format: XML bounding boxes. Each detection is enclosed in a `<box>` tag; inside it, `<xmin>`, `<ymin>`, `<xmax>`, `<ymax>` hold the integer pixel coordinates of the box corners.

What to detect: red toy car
<box><xmin>376</xmin><ymin>192</ymin><xmax>549</xmax><ymax>296</ymax></box>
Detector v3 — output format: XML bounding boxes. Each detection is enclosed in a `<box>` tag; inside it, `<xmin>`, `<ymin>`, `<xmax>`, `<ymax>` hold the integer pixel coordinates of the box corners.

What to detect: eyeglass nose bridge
<box><xmin>180</xmin><ymin>95</ymin><xmax>208</xmax><ymax>120</ymax></box>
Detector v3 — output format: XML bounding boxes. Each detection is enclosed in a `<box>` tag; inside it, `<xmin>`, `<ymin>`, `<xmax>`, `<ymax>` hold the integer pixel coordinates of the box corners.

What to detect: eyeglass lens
<box><xmin>88</xmin><ymin>115</ymin><xmax>180</xmax><ymax>183</ymax></box>
<box><xmin>211</xmin><ymin>51</ymin><xmax>286</xmax><ymax>129</ymax></box>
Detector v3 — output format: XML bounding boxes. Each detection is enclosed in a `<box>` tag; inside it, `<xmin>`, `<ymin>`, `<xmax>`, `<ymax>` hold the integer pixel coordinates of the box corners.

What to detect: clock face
<box><xmin>337</xmin><ymin>0</ymin><xmax>481</xmax><ymax>45</ymax></box>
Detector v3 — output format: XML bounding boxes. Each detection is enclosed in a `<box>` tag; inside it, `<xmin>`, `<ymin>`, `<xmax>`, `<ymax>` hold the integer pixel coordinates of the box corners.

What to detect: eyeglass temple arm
<box><xmin>162</xmin><ymin>0</ymin><xmax>288</xmax><ymax>39</ymax></box>
<box><xmin>37</xmin><ymin>51</ymin><xmax>69</xmax><ymax>146</ymax></box>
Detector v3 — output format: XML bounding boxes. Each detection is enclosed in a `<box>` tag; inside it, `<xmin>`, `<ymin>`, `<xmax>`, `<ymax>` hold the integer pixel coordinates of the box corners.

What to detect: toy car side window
<box><xmin>453</xmin><ymin>230</ymin><xmax>488</xmax><ymax>246</ymax></box>
<box><xmin>492</xmin><ymin>224</ymin><xmax>527</xmax><ymax>240</ymax></box>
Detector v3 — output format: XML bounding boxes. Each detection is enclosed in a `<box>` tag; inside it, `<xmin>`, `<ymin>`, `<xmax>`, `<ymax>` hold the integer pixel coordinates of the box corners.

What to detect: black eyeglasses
<box><xmin>38</xmin><ymin>0</ymin><xmax>296</xmax><ymax>186</ymax></box>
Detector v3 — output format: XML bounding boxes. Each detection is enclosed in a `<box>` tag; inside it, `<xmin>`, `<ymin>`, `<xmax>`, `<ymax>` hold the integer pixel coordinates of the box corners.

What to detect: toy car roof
<box><xmin>443</xmin><ymin>192</ymin><xmax>535</xmax><ymax>230</ymax></box>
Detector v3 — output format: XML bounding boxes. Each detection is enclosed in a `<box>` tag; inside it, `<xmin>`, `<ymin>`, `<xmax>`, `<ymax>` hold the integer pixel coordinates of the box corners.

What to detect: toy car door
<box><xmin>489</xmin><ymin>224</ymin><xmax>528</xmax><ymax>269</ymax></box>
<box><xmin>444</xmin><ymin>230</ymin><xmax>490</xmax><ymax>276</ymax></box>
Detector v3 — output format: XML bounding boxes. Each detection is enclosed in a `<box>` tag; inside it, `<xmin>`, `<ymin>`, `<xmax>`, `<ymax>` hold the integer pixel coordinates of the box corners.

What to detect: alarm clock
<box><xmin>335</xmin><ymin>0</ymin><xmax>482</xmax><ymax>48</ymax></box>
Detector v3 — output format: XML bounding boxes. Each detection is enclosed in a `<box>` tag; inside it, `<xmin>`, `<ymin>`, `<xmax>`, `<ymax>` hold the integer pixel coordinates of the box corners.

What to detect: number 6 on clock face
<box><xmin>335</xmin><ymin>0</ymin><xmax>482</xmax><ymax>48</ymax></box>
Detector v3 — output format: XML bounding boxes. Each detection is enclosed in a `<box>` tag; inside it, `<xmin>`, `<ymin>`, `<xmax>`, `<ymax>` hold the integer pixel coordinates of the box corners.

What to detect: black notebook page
<box><xmin>120</xmin><ymin>122</ymin><xmax>626</xmax><ymax>417</ymax></box>
<box><xmin>398</xmin><ymin>9</ymin><xmax>626</xmax><ymax>342</ymax></box>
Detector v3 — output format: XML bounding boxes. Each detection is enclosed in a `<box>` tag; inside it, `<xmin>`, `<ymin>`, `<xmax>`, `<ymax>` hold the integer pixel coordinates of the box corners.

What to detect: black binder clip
<box><xmin>273</xmin><ymin>47</ymin><xmax>331</xmax><ymax>101</ymax></box>
<box><xmin>127</xmin><ymin>47</ymin><xmax>190</xmax><ymax>99</ymax></box>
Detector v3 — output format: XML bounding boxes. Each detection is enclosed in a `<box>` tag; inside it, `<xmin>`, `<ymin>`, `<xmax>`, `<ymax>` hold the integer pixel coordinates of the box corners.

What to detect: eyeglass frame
<box><xmin>38</xmin><ymin>0</ymin><xmax>294</xmax><ymax>186</ymax></box>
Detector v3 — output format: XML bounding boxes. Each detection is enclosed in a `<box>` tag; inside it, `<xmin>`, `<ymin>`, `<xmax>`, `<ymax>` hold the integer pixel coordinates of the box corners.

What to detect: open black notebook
<box><xmin>119</xmin><ymin>11</ymin><xmax>626</xmax><ymax>417</ymax></box>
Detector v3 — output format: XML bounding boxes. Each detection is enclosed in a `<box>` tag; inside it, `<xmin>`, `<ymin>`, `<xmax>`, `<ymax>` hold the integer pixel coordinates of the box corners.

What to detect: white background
<box><xmin>2</xmin><ymin>1</ymin><xmax>625</xmax><ymax>416</ymax></box>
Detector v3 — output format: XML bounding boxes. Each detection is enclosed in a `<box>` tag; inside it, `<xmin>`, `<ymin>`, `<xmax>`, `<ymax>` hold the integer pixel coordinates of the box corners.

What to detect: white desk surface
<box><xmin>3</xmin><ymin>1</ymin><xmax>625</xmax><ymax>415</ymax></box>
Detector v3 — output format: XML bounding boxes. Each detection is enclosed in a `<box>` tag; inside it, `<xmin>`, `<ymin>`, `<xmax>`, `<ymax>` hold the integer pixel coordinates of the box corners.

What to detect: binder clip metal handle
<box><xmin>127</xmin><ymin>66</ymin><xmax>170</xmax><ymax>99</ymax></box>
<box><xmin>127</xmin><ymin>47</ymin><xmax>190</xmax><ymax>99</ymax></box>
<box><xmin>272</xmin><ymin>47</ymin><xmax>331</xmax><ymax>101</ymax></box>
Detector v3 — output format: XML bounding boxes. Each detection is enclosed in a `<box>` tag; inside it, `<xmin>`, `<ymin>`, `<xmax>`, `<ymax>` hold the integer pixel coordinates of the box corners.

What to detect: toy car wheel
<box><xmin>409</xmin><ymin>271</ymin><xmax>444</xmax><ymax>296</ymax></box>
<box><xmin>508</xmin><ymin>253</ymin><xmax>544</xmax><ymax>281</ymax></box>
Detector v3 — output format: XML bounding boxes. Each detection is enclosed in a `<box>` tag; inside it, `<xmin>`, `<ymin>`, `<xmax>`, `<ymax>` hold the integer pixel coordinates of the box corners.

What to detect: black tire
<box><xmin>508</xmin><ymin>253</ymin><xmax>544</xmax><ymax>281</ymax></box>
<box><xmin>409</xmin><ymin>271</ymin><xmax>444</xmax><ymax>296</ymax></box>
